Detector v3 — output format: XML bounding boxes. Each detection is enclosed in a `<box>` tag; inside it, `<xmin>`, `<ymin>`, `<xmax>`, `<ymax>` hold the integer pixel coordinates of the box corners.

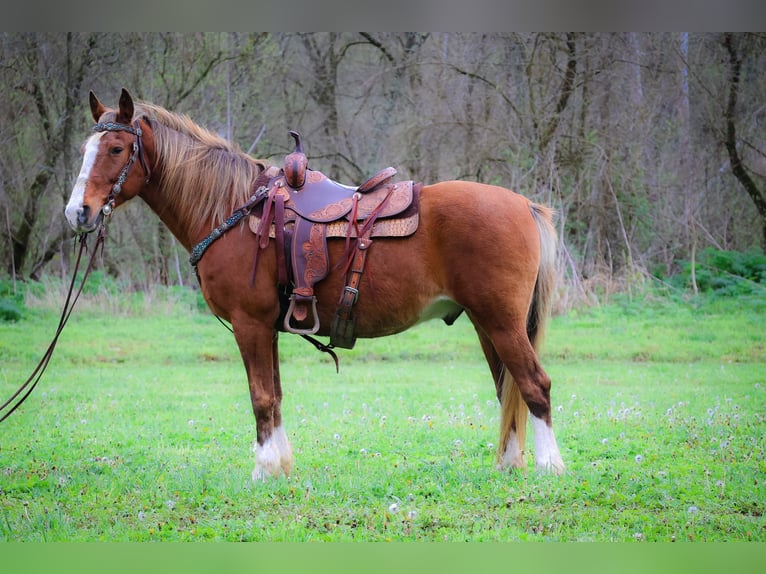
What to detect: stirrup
<box><xmin>284</xmin><ymin>294</ymin><xmax>320</xmax><ymax>335</ymax></box>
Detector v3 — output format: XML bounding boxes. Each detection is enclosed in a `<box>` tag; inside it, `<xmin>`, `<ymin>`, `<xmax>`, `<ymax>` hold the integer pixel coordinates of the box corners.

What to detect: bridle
<box><xmin>0</xmin><ymin>119</ymin><xmax>151</xmax><ymax>423</ymax></box>
<box><xmin>92</xmin><ymin>119</ymin><xmax>151</xmax><ymax>215</ymax></box>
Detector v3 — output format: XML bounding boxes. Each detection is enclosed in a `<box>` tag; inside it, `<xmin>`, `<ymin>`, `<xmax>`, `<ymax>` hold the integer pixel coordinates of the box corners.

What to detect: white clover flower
<box><xmin>688</xmin><ymin>505</ymin><xmax>699</xmax><ymax>514</ymax></box>
<box><xmin>634</xmin><ymin>455</ymin><xmax>643</xmax><ymax>463</ymax></box>
<box><xmin>388</xmin><ymin>503</ymin><xmax>399</xmax><ymax>513</ymax></box>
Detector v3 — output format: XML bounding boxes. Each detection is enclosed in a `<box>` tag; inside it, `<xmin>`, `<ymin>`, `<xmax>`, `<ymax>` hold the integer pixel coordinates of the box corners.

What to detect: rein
<box><xmin>0</xmin><ymin>227</ymin><xmax>107</xmax><ymax>423</ymax></box>
<box><xmin>1</xmin><ymin>120</ymin><xmax>146</xmax><ymax>423</ymax></box>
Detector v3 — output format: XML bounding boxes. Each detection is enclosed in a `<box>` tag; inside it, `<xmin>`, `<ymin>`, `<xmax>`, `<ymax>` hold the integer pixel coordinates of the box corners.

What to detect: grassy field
<box><xmin>0</xmin><ymin>289</ymin><xmax>764</xmax><ymax>541</ymax></box>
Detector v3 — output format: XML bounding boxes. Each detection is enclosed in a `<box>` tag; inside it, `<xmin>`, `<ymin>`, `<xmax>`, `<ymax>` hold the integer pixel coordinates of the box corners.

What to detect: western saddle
<box><xmin>248</xmin><ymin>131</ymin><xmax>420</xmax><ymax>350</ymax></box>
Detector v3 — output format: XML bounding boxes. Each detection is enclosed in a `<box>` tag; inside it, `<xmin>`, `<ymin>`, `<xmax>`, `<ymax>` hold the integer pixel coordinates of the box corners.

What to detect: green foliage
<box><xmin>0</xmin><ymin>279</ymin><xmax>25</xmax><ymax>322</ymax></box>
<box><xmin>76</xmin><ymin>270</ymin><xmax>122</xmax><ymax>296</ymax></box>
<box><xmin>667</xmin><ymin>248</ymin><xmax>766</xmax><ymax>296</ymax></box>
<box><xmin>0</xmin><ymin>297</ymin><xmax>23</xmax><ymax>322</ymax></box>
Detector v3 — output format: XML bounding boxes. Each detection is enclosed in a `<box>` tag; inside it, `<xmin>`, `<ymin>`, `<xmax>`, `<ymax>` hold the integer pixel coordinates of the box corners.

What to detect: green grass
<box><xmin>1</xmin><ymin>291</ymin><xmax>764</xmax><ymax>541</ymax></box>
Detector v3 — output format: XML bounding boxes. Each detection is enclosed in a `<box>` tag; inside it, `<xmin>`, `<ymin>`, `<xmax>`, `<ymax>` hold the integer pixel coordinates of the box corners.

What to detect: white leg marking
<box><xmin>497</xmin><ymin>429</ymin><xmax>525</xmax><ymax>471</ymax></box>
<box><xmin>252</xmin><ymin>433</ymin><xmax>282</xmax><ymax>481</ymax></box>
<box><xmin>272</xmin><ymin>425</ymin><xmax>294</xmax><ymax>475</ymax></box>
<box><xmin>532</xmin><ymin>415</ymin><xmax>565</xmax><ymax>474</ymax></box>
<box><xmin>65</xmin><ymin>133</ymin><xmax>102</xmax><ymax>228</ymax></box>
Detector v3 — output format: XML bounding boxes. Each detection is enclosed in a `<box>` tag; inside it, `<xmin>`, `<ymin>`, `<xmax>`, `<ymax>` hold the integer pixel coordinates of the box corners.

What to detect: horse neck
<box><xmin>134</xmin><ymin>117</ymin><xmax>258</xmax><ymax>253</ymax></box>
<box><xmin>139</xmin><ymin>179</ymin><xmax>212</xmax><ymax>252</ymax></box>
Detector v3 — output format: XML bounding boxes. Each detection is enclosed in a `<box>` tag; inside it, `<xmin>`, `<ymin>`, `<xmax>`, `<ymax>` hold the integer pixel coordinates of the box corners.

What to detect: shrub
<box><xmin>0</xmin><ymin>279</ymin><xmax>25</xmax><ymax>322</ymax></box>
<box><xmin>669</xmin><ymin>248</ymin><xmax>766</xmax><ymax>296</ymax></box>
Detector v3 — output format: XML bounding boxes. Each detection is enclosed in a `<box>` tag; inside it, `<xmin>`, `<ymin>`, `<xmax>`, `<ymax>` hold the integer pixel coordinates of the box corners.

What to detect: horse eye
<box><xmin>110</xmin><ymin>146</ymin><xmax>124</xmax><ymax>155</ymax></box>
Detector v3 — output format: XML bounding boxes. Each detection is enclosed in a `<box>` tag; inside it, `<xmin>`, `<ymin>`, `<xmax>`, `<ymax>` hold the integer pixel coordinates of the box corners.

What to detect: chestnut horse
<box><xmin>65</xmin><ymin>89</ymin><xmax>564</xmax><ymax>480</ymax></box>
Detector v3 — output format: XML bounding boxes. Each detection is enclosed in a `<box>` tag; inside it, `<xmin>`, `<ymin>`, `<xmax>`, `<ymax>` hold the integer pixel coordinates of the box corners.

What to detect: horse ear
<box><xmin>89</xmin><ymin>91</ymin><xmax>106</xmax><ymax>122</ymax></box>
<box><xmin>117</xmin><ymin>88</ymin><xmax>135</xmax><ymax>124</ymax></box>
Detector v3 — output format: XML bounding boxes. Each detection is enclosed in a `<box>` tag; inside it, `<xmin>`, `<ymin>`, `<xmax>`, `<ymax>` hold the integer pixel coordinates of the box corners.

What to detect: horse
<box><xmin>64</xmin><ymin>88</ymin><xmax>564</xmax><ymax>480</ymax></box>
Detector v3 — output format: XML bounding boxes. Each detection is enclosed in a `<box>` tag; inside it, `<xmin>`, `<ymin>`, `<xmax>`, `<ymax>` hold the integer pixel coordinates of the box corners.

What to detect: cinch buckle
<box><xmin>343</xmin><ymin>286</ymin><xmax>359</xmax><ymax>304</ymax></box>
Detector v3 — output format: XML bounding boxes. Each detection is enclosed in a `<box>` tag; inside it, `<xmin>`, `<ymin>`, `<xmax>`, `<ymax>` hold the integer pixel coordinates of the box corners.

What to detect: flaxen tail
<box><xmin>497</xmin><ymin>203</ymin><xmax>557</xmax><ymax>468</ymax></box>
<box><xmin>526</xmin><ymin>203</ymin><xmax>557</xmax><ymax>352</ymax></box>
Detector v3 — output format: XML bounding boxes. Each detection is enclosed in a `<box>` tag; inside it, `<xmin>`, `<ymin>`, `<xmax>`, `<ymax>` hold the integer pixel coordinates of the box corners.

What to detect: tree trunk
<box><xmin>723</xmin><ymin>33</ymin><xmax>766</xmax><ymax>249</ymax></box>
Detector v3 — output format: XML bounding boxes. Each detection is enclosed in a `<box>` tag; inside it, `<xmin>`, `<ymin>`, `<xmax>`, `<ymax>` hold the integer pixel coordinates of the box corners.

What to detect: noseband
<box><xmin>92</xmin><ymin>120</ymin><xmax>151</xmax><ymax>215</ymax></box>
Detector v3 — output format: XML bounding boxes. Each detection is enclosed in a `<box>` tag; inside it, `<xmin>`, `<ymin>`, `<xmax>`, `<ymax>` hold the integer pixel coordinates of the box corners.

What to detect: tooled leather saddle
<box><xmin>248</xmin><ymin>131</ymin><xmax>420</xmax><ymax>349</ymax></box>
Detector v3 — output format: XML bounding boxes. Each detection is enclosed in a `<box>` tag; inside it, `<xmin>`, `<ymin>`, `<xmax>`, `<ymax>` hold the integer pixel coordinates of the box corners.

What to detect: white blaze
<box><xmin>65</xmin><ymin>132</ymin><xmax>103</xmax><ymax>229</ymax></box>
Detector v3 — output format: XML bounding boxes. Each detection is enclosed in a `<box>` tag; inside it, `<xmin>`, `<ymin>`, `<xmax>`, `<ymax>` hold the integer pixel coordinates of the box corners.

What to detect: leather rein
<box><xmin>0</xmin><ymin>120</ymin><xmax>148</xmax><ymax>423</ymax></box>
<box><xmin>0</xmin><ymin>230</ymin><xmax>107</xmax><ymax>423</ymax></box>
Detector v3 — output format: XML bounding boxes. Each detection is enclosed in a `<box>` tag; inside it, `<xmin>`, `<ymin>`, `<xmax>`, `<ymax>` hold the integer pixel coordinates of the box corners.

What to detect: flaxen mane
<box><xmin>134</xmin><ymin>102</ymin><xmax>267</xmax><ymax>229</ymax></box>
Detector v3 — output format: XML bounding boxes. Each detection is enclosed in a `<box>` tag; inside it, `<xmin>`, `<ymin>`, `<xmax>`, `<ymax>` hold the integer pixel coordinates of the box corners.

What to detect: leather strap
<box><xmin>0</xmin><ymin>228</ymin><xmax>106</xmax><ymax>423</ymax></box>
<box><xmin>274</xmin><ymin>193</ymin><xmax>288</xmax><ymax>287</ymax></box>
<box><xmin>330</xmin><ymin>189</ymin><xmax>394</xmax><ymax>349</ymax></box>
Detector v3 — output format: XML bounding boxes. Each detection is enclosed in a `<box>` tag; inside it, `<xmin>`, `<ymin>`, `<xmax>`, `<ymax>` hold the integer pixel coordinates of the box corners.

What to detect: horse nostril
<box><xmin>77</xmin><ymin>205</ymin><xmax>91</xmax><ymax>225</ymax></box>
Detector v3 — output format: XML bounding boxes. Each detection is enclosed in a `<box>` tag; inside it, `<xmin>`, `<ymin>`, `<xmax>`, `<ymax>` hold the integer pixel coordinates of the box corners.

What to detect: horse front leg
<box><xmin>233</xmin><ymin>320</ymin><xmax>293</xmax><ymax>480</ymax></box>
<box><xmin>271</xmin><ymin>331</ymin><xmax>293</xmax><ymax>476</ymax></box>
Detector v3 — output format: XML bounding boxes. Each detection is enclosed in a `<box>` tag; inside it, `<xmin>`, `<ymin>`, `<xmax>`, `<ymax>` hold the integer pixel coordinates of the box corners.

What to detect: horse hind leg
<box><xmin>475</xmin><ymin>328</ymin><xmax>527</xmax><ymax>470</ymax></box>
<box><xmin>478</xmin><ymin>324</ymin><xmax>564</xmax><ymax>474</ymax></box>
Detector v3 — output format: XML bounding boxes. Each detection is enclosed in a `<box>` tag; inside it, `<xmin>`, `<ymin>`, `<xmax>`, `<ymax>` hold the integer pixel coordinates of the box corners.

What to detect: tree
<box><xmin>0</xmin><ymin>33</ymin><xmax>98</xmax><ymax>280</ymax></box>
<box><xmin>722</xmin><ymin>32</ymin><xmax>766</xmax><ymax>248</ymax></box>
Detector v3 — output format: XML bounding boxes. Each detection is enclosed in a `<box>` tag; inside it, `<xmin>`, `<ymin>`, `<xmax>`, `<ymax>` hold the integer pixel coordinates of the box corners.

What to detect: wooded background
<box><xmin>1</xmin><ymin>33</ymin><xmax>764</xmax><ymax>304</ymax></box>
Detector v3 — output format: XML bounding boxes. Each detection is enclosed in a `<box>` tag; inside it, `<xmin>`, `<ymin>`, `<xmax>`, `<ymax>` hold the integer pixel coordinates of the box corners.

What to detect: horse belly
<box><xmin>417</xmin><ymin>295</ymin><xmax>463</xmax><ymax>324</ymax></box>
<box><xmin>313</xmin><ymin>236</ymin><xmax>445</xmax><ymax>338</ymax></box>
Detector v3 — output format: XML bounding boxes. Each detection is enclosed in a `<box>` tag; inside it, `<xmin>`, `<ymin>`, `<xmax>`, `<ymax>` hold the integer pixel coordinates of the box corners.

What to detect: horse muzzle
<box><xmin>64</xmin><ymin>203</ymin><xmax>102</xmax><ymax>234</ymax></box>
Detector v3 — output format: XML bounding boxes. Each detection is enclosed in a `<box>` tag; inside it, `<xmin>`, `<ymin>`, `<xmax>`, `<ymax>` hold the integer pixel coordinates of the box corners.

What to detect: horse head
<box><xmin>65</xmin><ymin>88</ymin><xmax>152</xmax><ymax>233</ymax></box>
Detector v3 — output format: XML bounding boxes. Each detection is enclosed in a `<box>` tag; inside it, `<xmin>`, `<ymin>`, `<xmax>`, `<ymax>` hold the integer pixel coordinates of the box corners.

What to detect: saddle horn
<box><xmin>284</xmin><ymin>130</ymin><xmax>308</xmax><ymax>189</ymax></box>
